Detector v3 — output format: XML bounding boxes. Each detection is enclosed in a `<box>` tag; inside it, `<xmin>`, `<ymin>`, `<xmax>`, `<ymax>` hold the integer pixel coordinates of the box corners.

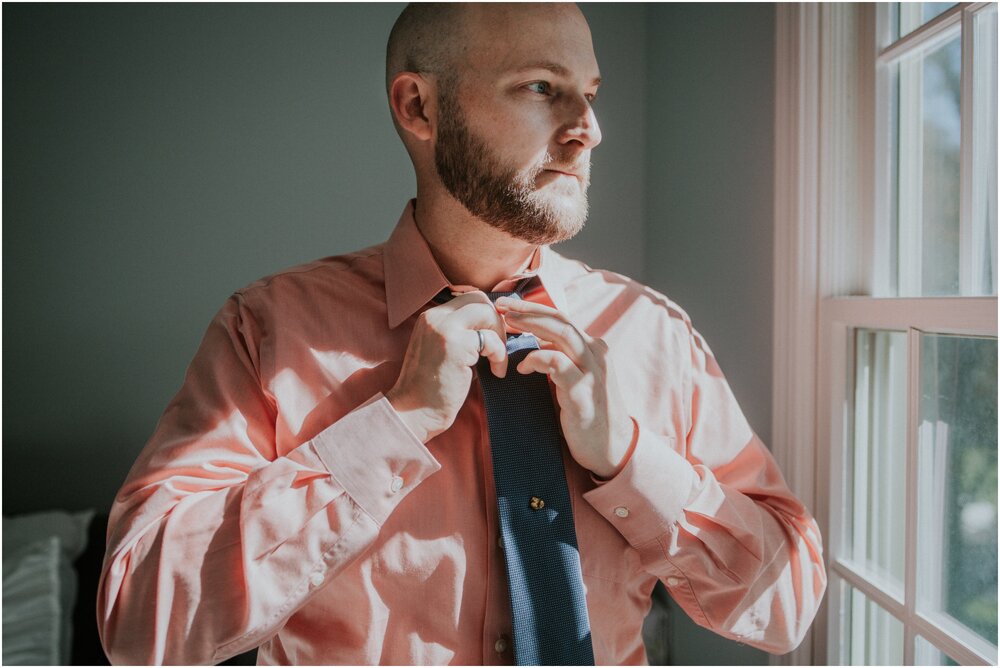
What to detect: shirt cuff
<box><xmin>311</xmin><ymin>392</ymin><xmax>441</xmax><ymax>526</ymax></box>
<box><xmin>582</xmin><ymin>420</ymin><xmax>698</xmax><ymax>547</ymax></box>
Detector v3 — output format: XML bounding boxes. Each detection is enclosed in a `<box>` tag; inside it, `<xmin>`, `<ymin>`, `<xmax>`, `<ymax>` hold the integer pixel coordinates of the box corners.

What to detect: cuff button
<box><xmin>390</xmin><ymin>476</ymin><xmax>404</xmax><ymax>493</ymax></box>
<box><xmin>614</xmin><ymin>506</ymin><xmax>630</xmax><ymax>518</ymax></box>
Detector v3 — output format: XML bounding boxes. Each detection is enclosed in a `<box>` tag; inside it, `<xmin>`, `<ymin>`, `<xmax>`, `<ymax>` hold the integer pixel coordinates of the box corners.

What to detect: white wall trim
<box><xmin>771</xmin><ymin>4</ymin><xmax>822</xmax><ymax>665</ymax></box>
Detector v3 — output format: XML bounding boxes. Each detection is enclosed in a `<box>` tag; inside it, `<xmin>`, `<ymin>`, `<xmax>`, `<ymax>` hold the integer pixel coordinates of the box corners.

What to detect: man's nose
<box><xmin>556</xmin><ymin>94</ymin><xmax>602</xmax><ymax>151</ymax></box>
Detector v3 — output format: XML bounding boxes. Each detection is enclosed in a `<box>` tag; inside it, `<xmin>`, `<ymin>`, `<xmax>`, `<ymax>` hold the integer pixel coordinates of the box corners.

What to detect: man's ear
<box><xmin>389</xmin><ymin>72</ymin><xmax>434</xmax><ymax>142</ymax></box>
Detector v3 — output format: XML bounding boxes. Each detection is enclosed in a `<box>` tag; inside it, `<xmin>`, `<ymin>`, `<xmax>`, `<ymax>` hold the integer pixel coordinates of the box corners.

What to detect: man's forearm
<box><xmin>100</xmin><ymin>394</ymin><xmax>440</xmax><ymax>664</ymax></box>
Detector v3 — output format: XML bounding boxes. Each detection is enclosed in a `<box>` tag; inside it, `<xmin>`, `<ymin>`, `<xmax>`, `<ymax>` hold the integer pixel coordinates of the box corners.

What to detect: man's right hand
<box><xmin>386</xmin><ymin>291</ymin><xmax>509</xmax><ymax>443</ymax></box>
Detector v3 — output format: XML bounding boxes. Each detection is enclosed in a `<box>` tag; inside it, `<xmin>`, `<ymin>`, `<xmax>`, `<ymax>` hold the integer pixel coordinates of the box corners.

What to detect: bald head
<box><xmin>386</xmin><ymin>3</ymin><xmax>591</xmax><ymax>93</ymax></box>
<box><xmin>385</xmin><ymin>3</ymin><xmax>467</xmax><ymax>92</ymax></box>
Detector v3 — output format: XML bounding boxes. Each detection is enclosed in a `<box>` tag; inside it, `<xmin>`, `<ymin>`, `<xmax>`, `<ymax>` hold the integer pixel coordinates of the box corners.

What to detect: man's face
<box><xmin>433</xmin><ymin>4</ymin><xmax>602</xmax><ymax>246</ymax></box>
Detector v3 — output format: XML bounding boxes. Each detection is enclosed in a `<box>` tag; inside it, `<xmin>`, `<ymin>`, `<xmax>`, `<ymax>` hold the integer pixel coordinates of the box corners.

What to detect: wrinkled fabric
<box><xmin>98</xmin><ymin>201</ymin><xmax>826</xmax><ymax>665</ymax></box>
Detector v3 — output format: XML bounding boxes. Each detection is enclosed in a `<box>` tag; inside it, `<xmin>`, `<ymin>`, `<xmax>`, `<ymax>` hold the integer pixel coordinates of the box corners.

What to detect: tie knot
<box><xmin>432</xmin><ymin>277</ymin><xmax>535</xmax><ymax>305</ymax></box>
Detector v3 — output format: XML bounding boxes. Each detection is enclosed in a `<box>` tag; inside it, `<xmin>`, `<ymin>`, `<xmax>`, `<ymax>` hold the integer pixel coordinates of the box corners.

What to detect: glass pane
<box><xmin>842</xmin><ymin>583</ymin><xmax>905</xmax><ymax>665</ymax></box>
<box><xmin>884</xmin><ymin>8</ymin><xmax>998</xmax><ymax>298</ymax></box>
<box><xmin>892</xmin><ymin>3</ymin><xmax>958</xmax><ymax>43</ymax></box>
<box><xmin>915</xmin><ymin>634</ymin><xmax>960</xmax><ymax>666</ymax></box>
<box><xmin>917</xmin><ymin>334</ymin><xmax>998</xmax><ymax>646</ymax></box>
<box><xmin>893</xmin><ymin>32</ymin><xmax>962</xmax><ymax>296</ymax></box>
<box><xmin>972</xmin><ymin>5</ymin><xmax>999</xmax><ymax>296</ymax></box>
<box><xmin>847</xmin><ymin>330</ymin><xmax>907</xmax><ymax>592</ymax></box>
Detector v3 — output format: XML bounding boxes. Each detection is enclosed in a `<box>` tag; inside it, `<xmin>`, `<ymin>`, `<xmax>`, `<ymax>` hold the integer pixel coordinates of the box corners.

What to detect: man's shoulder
<box><xmin>234</xmin><ymin>243</ymin><xmax>386</xmax><ymax>304</ymax></box>
<box><xmin>547</xmin><ymin>249</ymin><xmax>695</xmax><ymax>329</ymax></box>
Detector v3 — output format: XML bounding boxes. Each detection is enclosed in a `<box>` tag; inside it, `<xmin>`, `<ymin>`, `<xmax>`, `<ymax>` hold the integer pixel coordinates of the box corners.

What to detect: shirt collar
<box><xmin>383</xmin><ymin>200</ymin><xmax>569</xmax><ymax>329</ymax></box>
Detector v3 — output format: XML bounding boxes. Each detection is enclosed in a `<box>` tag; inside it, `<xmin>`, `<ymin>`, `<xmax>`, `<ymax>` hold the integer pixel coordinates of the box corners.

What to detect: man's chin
<box><xmin>517</xmin><ymin>195</ymin><xmax>588</xmax><ymax>245</ymax></box>
<box><xmin>538</xmin><ymin>189</ymin><xmax>588</xmax><ymax>220</ymax></box>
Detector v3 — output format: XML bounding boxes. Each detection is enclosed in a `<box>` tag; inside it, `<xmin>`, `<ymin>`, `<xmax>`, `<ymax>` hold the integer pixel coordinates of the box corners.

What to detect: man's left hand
<box><xmin>494</xmin><ymin>296</ymin><xmax>633</xmax><ymax>479</ymax></box>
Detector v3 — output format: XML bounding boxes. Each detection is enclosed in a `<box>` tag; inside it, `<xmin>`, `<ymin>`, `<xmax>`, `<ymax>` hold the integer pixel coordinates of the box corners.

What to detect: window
<box><xmin>773</xmin><ymin>3</ymin><xmax>997</xmax><ymax>665</ymax></box>
<box><xmin>824</xmin><ymin>306</ymin><xmax>997</xmax><ymax>666</ymax></box>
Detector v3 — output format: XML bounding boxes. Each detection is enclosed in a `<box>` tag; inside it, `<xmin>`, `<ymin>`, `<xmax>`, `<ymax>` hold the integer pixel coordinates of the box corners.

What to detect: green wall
<box><xmin>644</xmin><ymin>4</ymin><xmax>775</xmax><ymax>664</ymax></box>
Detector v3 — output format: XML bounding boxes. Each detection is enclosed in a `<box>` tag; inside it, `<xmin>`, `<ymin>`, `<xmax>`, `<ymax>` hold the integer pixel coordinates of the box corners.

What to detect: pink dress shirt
<box><xmin>97</xmin><ymin>201</ymin><xmax>826</xmax><ymax>665</ymax></box>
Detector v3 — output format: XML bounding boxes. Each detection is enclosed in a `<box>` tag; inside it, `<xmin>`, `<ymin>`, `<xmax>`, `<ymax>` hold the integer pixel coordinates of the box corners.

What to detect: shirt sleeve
<box><xmin>96</xmin><ymin>293</ymin><xmax>441</xmax><ymax>665</ymax></box>
<box><xmin>583</xmin><ymin>319</ymin><xmax>827</xmax><ymax>655</ymax></box>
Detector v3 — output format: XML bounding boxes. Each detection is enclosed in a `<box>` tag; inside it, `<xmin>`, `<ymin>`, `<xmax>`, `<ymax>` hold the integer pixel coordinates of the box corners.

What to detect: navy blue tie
<box><xmin>437</xmin><ymin>285</ymin><xmax>595</xmax><ymax>665</ymax></box>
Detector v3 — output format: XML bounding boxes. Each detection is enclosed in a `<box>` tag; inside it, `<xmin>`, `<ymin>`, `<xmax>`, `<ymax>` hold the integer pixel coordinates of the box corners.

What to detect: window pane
<box><xmin>893</xmin><ymin>32</ymin><xmax>962</xmax><ymax>296</ymax></box>
<box><xmin>972</xmin><ymin>5</ymin><xmax>998</xmax><ymax>296</ymax></box>
<box><xmin>842</xmin><ymin>582</ymin><xmax>905</xmax><ymax>665</ymax></box>
<box><xmin>917</xmin><ymin>334</ymin><xmax>998</xmax><ymax>646</ymax></box>
<box><xmin>847</xmin><ymin>329</ymin><xmax>907</xmax><ymax>592</ymax></box>
<box><xmin>915</xmin><ymin>634</ymin><xmax>960</xmax><ymax>666</ymax></box>
<box><xmin>883</xmin><ymin>9</ymin><xmax>999</xmax><ymax>297</ymax></box>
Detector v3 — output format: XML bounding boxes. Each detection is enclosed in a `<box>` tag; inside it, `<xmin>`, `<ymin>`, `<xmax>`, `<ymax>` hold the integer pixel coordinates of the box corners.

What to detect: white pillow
<box><xmin>2</xmin><ymin>510</ymin><xmax>95</xmax><ymax>665</ymax></box>
<box><xmin>3</xmin><ymin>510</ymin><xmax>94</xmax><ymax>560</ymax></box>
<box><xmin>2</xmin><ymin>535</ymin><xmax>62</xmax><ymax>665</ymax></box>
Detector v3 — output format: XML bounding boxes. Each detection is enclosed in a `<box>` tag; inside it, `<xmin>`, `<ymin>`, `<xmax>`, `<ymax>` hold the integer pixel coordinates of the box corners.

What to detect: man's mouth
<box><xmin>543</xmin><ymin>168</ymin><xmax>582</xmax><ymax>179</ymax></box>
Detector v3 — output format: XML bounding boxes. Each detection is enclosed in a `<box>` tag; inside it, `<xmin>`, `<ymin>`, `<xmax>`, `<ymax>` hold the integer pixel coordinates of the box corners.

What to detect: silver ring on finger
<box><xmin>476</xmin><ymin>329</ymin><xmax>486</xmax><ymax>354</ymax></box>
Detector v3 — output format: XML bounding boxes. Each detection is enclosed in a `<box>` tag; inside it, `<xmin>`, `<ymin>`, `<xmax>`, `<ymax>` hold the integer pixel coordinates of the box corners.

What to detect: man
<box><xmin>98</xmin><ymin>3</ymin><xmax>826</xmax><ymax>665</ymax></box>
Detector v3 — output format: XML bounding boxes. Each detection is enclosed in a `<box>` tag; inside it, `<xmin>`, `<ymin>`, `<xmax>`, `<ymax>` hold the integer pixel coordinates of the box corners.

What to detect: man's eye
<box><xmin>525</xmin><ymin>82</ymin><xmax>551</xmax><ymax>95</ymax></box>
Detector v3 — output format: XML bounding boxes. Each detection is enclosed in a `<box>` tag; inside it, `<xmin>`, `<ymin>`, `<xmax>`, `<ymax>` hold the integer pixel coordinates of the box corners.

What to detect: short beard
<box><xmin>433</xmin><ymin>83</ymin><xmax>590</xmax><ymax>246</ymax></box>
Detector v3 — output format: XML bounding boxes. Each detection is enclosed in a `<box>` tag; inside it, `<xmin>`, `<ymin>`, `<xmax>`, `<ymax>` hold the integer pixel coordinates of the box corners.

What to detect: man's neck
<box><xmin>413</xmin><ymin>192</ymin><xmax>538</xmax><ymax>291</ymax></box>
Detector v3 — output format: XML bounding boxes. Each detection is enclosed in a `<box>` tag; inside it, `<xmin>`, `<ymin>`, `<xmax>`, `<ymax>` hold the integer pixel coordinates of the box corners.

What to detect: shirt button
<box><xmin>390</xmin><ymin>476</ymin><xmax>404</xmax><ymax>493</ymax></box>
<box><xmin>614</xmin><ymin>506</ymin><xmax>630</xmax><ymax>518</ymax></box>
<box><xmin>495</xmin><ymin>637</ymin><xmax>508</xmax><ymax>653</ymax></box>
<box><xmin>666</xmin><ymin>576</ymin><xmax>681</xmax><ymax>587</ymax></box>
<box><xmin>498</xmin><ymin>536</ymin><xmax>504</xmax><ymax>549</ymax></box>
<box><xmin>309</xmin><ymin>571</ymin><xmax>325</xmax><ymax>587</ymax></box>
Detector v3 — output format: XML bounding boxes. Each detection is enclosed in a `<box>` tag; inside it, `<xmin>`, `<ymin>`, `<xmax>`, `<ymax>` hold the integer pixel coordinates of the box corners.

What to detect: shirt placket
<box><xmin>472</xmin><ymin>377</ymin><xmax>515</xmax><ymax>665</ymax></box>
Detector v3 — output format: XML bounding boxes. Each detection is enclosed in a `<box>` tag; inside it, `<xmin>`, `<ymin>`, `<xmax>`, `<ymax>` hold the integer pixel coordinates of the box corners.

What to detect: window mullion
<box><xmin>853</xmin><ymin>335</ymin><xmax>871</xmax><ymax>568</ymax></box>
<box><xmin>831</xmin><ymin>559</ymin><xmax>906</xmax><ymax>614</ymax></box>
<box><xmin>910</xmin><ymin>611</ymin><xmax>998</xmax><ymax>665</ymax></box>
<box><xmin>903</xmin><ymin>326</ymin><xmax>921</xmax><ymax>665</ymax></box>
<box><xmin>821</xmin><ymin>314</ymin><xmax>851</xmax><ymax>665</ymax></box>
<box><xmin>880</xmin><ymin>4</ymin><xmax>963</xmax><ymax>62</ymax></box>
<box><xmin>873</xmin><ymin>52</ymin><xmax>894</xmax><ymax>296</ymax></box>
<box><xmin>968</xmin><ymin>2</ymin><xmax>999</xmax><ymax>296</ymax></box>
<box><xmin>960</xmin><ymin>6</ymin><xmax>976</xmax><ymax>294</ymax></box>
<box><xmin>897</xmin><ymin>52</ymin><xmax>924</xmax><ymax>296</ymax></box>
<box><xmin>822</xmin><ymin>296</ymin><xmax>998</xmax><ymax>335</ymax></box>
<box><xmin>976</xmin><ymin>4</ymin><xmax>999</xmax><ymax>295</ymax></box>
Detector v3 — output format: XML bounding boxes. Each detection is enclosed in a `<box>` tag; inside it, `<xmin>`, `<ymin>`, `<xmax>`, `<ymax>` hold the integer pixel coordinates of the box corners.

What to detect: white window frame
<box><xmin>772</xmin><ymin>4</ymin><xmax>998</xmax><ymax>666</ymax></box>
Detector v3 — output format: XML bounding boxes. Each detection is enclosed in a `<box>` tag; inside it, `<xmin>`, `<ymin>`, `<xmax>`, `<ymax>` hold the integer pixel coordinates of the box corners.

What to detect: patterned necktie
<box><xmin>435</xmin><ymin>283</ymin><xmax>595</xmax><ymax>665</ymax></box>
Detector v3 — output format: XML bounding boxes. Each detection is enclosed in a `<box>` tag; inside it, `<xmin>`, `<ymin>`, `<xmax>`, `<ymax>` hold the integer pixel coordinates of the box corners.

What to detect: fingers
<box><xmin>494</xmin><ymin>296</ymin><xmax>561</xmax><ymax>317</ymax></box>
<box><xmin>495</xmin><ymin>298</ymin><xmax>590</xmax><ymax>366</ymax></box>
<box><xmin>450</xmin><ymin>301</ymin><xmax>506</xmax><ymax>337</ymax></box>
<box><xmin>476</xmin><ymin>328</ymin><xmax>508</xmax><ymax>378</ymax></box>
<box><xmin>437</xmin><ymin>289</ymin><xmax>494</xmax><ymax>311</ymax></box>
<box><xmin>428</xmin><ymin>291</ymin><xmax>509</xmax><ymax>376</ymax></box>
<box><xmin>516</xmin><ymin>350</ymin><xmax>584</xmax><ymax>388</ymax></box>
<box><xmin>445</xmin><ymin>293</ymin><xmax>508</xmax><ymax>345</ymax></box>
